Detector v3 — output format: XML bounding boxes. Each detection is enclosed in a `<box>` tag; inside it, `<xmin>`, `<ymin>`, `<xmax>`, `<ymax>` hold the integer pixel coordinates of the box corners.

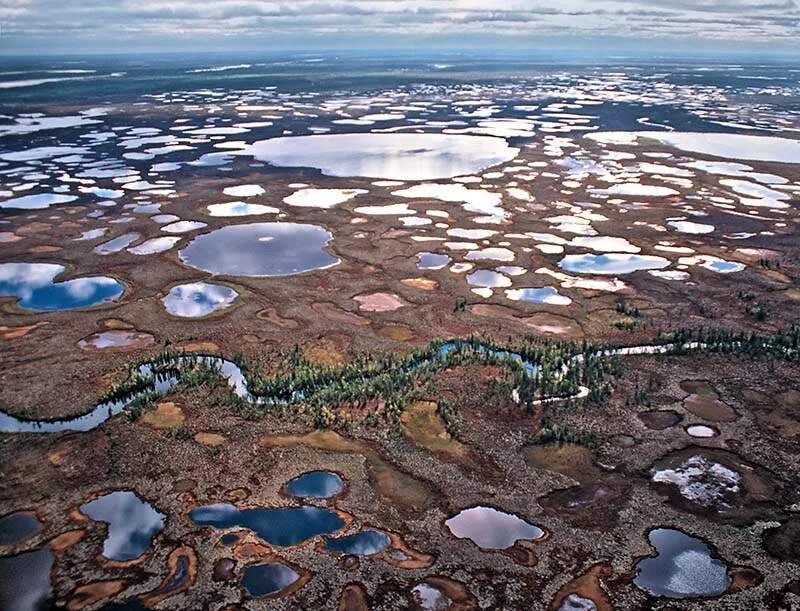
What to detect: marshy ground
<box><xmin>2</xmin><ymin>57</ymin><xmax>800</xmax><ymax>610</ymax></box>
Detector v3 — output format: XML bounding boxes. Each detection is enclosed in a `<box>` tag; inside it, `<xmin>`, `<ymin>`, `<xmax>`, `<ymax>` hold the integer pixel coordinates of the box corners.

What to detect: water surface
<box><xmin>162</xmin><ymin>282</ymin><xmax>238</xmax><ymax>317</ymax></box>
<box><xmin>80</xmin><ymin>491</ymin><xmax>165</xmax><ymax>561</ymax></box>
<box><xmin>179</xmin><ymin>223</ymin><xmax>339</xmax><ymax>277</ymax></box>
<box><xmin>0</xmin><ymin>262</ymin><xmax>123</xmax><ymax>311</ymax></box>
<box><xmin>559</xmin><ymin>254</ymin><xmax>670</xmax><ymax>275</ymax></box>
<box><xmin>0</xmin><ymin>547</ymin><xmax>53</xmax><ymax>611</ymax></box>
<box><xmin>0</xmin><ymin>512</ymin><xmax>42</xmax><ymax>546</ymax></box>
<box><xmin>634</xmin><ymin>528</ymin><xmax>730</xmax><ymax>598</ymax></box>
<box><xmin>238</xmin><ymin>133</ymin><xmax>519</xmax><ymax>180</ymax></box>
<box><xmin>324</xmin><ymin>530</ymin><xmax>390</xmax><ymax>555</ymax></box>
<box><xmin>505</xmin><ymin>287</ymin><xmax>572</xmax><ymax>305</ymax></box>
<box><xmin>444</xmin><ymin>506</ymin><xmax>544</xmax><ymax>549</ymax></box>
<box><xmin>241</xmin><ymin>562</ymin><xmax>300</xmax><ymax>597</ymax></box>
<box><xmin>189</xmin><ymin>503</ymin><xmax>344</xmax><ymax>547</ymax></box>
<box><xmin>283</xmin><ymin>471</ymin><xmax>344</xmax><ymax>499</ymax></box>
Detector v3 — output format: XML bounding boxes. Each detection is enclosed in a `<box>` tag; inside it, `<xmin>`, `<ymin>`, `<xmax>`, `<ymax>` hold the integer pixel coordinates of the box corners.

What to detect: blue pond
<box><xmin>0</xmin><ymin>511</ymin><xmax>42</xmax><ymax>546</ymax></box>
<box><xmin>324</xmin><ymin>530</ymin><xmax>391</xmax><ymax>555</ymax></box>
<box><xmin>284</xmin><ymin>471</ymin><xmax>344</xmax><ymax>499</ymax></box>
<box><xmin>704</xmin><ymin>259</ymin><xmax>746</xmax><ymax>273</ymax></box>
<box><xmin>558</xmin><ymin>253</ymin><xmax>670</xmax><ymax>275</ymax></box>
<box><xmin>162</xmin><ymin>281</ymin><xmax>238</xmax><ymax>318</ymax></box>
<box><xmin>634</xmin><ymin>528</ymin><xmax>731</xmax><ymax>598</ymax></box>
<box><xmin>178</xmin><ymin>222</ymin><xmax>339</xmax><ymax>277</ymax></box>
<box><xmin>505</xmin><ymin>286</ymin><xmax>571</xmax><ymax>305</ymax></box>
<box><xmin>417</xmin><ymin>252</ymin><xmax>451</xmax><ymax>270</ymax></box>
<box><xmin>0</xmin><ymin>262</ymin><xmax>124</xmax><ymax>311</ymax></box>
<box><xmin>219</xmin><ymin>533</ymin><xmax>240</xmax><ymax>546</ymax></box>
<box><xmin>80</xmin><ymin>491</ymin><xmax>165</xmax><ymax>561</ymax></box>
<box><xmin>241</xmin><ymin>562</ymin><xmax>300</xmax><ymax>597</ymax></box>
<box><xmin>189</xmin><ymin>503</ymin><xmax>344</xmax><ymax>547</ymax></box>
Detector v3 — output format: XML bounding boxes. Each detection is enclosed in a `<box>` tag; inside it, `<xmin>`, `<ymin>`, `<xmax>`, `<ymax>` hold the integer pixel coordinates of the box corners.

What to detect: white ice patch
<box><xmin>652</xmin><ymin>455</ymin><xmax>741</xmax><ymax>510</ymax></box>
<box><xmin>222</xmin><ymin>184</ymin><xmax>265</xmax><ymax>198</ymax></box>
<box><xmin>588</xmin><ymin>132</ymin><xmax>800</xmax><ymax>164</ymax></box>
<box><xmin>284</xmin><ymin>188</ymin><xmax>367</xmax><ymax>209</ymax></box>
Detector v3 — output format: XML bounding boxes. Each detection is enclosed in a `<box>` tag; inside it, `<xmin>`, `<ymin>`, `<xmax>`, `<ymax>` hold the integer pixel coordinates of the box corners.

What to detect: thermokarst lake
<box><xmin>1</xmin><ymin>46</ymin><xmax>799</xmax><ymax>611</ymax></box>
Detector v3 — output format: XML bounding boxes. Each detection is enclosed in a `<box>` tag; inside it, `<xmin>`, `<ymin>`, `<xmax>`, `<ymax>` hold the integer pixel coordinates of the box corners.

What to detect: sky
<box><xmin>0</xmin><ymin>0</ymin><xmax>799</xmax><ymax>56</ymax></box>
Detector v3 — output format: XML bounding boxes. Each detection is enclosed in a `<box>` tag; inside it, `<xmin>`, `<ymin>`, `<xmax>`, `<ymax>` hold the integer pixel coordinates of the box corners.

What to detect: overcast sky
<box><xmin>1</xmin><ymin>0</ymin><xmax>798</xmax><ymax>55</ymax></box>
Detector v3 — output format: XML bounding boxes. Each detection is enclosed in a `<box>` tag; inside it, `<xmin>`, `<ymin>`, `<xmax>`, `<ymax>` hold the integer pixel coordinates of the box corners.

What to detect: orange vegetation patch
<box><xmin>176</xmin><ymin>341</ymin><xmax>220</xmax><ymax>353</ymax></box>
<box><xmin>401</xmin><ymin>277</ymin><xmax>439</xmax><ymax>291</ymax></box>
<box><xmin>226</xmin><ymin>488</ymin><xmax>250</xmax><ymax>502</ymax></box>
<box><xmin>50</xmin><ymin>529</ymin><xmax>86</xmax><ymax>554</ymax></box>
<box><xmin>16</xmin><ymin>222</ymin><xmax>51</xmax><ymax>235</ymax></box>
<box><xmin>195</xmin><ymin>432</ymin><xmax>226</xmax><ymax>447</ymax></box>
<box><xmin>304</xmin><ymin>340</ymin><xmax>346</xmax><ymax>366</ymax></box>
<box><xmin>140</xmin><ymin>402</ymin><xmax>185</xmax><ymax>430</ymax></box>
<box><xmin>400</xmin><ymin>401</ymin><xmax>469</xmax><ymax>460</ymax></box>
<box><xmin>549</xmin><ymin>563</ymin><xmax>614</xmax><ymax>611</ymax></box>
<box><xmin>382</xmin><ymin>531</ymin><xmax>434</xmax><ymax>570</ymax></box>
<box><xmin>101</xmin><ymin>318</ymin><xmax>135</xmax><ymax>330</ymax></box>
<box><xmin>67</xmin><ymin>579</ymin><xmax>127</xmax><ymax>611</ymax></box>
<box><xmin>234</xmin><ymin>540</ymin><xmax>276</xmax><ymax>563</ymax></box>
<box><xmin>0</xmin><ymin>231</ymin><xmax>22</xmax><ymax>243</ymax></box>
<box><xmin>376</xmin><ymin>324</ymin><xmax>416</xmax><ymax>341</ymax></box>
<box><xmin>727</xmin><ymin>566</ymin><xmax>764</xmax><ymax>594</ymax></box>
<box><xmin>522</xmin><ymin>443</ymin><xmax>602</xmax><ymax>483</ymax></box>
<box><xmin>28</xmin><ymin>245</ymin><xmax>62</xmax><ymax>253</ymax></box>
<box><xmin>0</xmin><ymin>322</ymin><xmax>48</xmax><ymax>340</ymax></box>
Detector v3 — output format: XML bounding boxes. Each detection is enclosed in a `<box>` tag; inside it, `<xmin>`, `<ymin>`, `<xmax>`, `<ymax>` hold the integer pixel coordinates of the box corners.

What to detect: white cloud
<box><xmin>0</xmin><ymin>0</ymin><xmax>797</xmax><ymax>51</ymax></box>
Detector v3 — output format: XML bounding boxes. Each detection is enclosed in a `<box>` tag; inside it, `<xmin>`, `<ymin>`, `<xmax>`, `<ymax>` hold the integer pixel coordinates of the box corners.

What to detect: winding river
<box><xmin>0</xmin><ymin>340</ymin><xmax>720</xmax><ymax>434</ymax></box>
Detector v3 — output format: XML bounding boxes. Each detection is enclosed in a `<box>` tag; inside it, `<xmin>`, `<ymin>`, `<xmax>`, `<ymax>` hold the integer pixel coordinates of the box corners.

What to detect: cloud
<box><xmin>0</xmin><ymin>0</ymin><xmax>797</xmax><ymax>52</ymax></box>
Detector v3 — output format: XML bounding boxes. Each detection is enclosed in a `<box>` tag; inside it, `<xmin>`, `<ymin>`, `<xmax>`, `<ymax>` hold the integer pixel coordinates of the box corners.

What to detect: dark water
<box><xmin>0</xmin><ymin>547</ymin><xmax>54</xmax><ymax>611</ymax></box>
<box><xmin>0</xmin><ymin>512</ymin><xmax>42</xmax><ymax>545</ymax></box>
<box><xmin>284</xmin><ymin>471</ymin><xmax>344</xmax><ymax>499</ymax></box>
<box><xmin>240</xmin><ymin>562</ymin><xmax>300</xmax><ymax>597</ymax></box>
<box><xmin>324</xmin><ymin>530</ymin><xmax>391</xmax><ymax>555</ymax></box>
<box><xmin>219</xmin><ymin>533</ymin><xmax>239</xmax><ymax>546</ymax></box>
<box><xmin>189</xmin><ymin>503</ymin><xmax>345</xmax><ymax>547</ymax></box>
<box><xmin>2</xmin><ymin>52</ymin><xmax>798</xmax><ymax>111</ymax></box>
